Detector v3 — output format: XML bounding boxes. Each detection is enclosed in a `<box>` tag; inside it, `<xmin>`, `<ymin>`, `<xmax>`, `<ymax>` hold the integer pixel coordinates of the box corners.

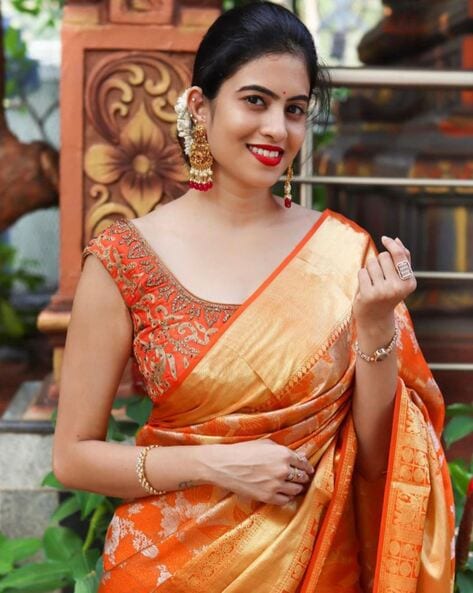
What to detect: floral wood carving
<box><xmin>84</xmin><ymin>52</ymin><xmax>190</xmax><ymax>239</ymax></box>
<box><xmin>109</xmin><ymin>0</ymin><xmax>174</xmax><ymax>25</ymax></box>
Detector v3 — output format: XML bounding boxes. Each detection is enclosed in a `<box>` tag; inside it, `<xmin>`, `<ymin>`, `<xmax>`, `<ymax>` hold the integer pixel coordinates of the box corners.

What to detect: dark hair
<box><xmin>192</xmin><ymin>1</ymin><xmax>330</xmax><ymax>123</ymax></box>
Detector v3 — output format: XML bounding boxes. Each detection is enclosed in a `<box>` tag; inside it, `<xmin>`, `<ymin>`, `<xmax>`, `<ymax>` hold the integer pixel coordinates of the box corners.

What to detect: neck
<box><xmin>188</xmin><ymin>170</ymin><xmax>283</xmax><ymax>228</ymax></box>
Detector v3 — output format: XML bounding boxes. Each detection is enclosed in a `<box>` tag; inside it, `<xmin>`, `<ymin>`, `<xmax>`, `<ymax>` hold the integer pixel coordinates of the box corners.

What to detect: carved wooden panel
<box><xmin>83</xmin><ymin>51</ymin><xmax>192</xmax><ymax>239</ymax></box>
<box><xmin>109</xmin><ymin>0</ymin><xmax>174</xmax><ymax>25</ymax></box>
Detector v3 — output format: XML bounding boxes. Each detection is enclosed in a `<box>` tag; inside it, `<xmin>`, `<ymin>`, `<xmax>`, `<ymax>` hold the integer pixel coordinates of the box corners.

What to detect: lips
<box><xmin>247</xmin><ymin>144</ymin><xmax>284</xmax><ymax>167</ymax></box>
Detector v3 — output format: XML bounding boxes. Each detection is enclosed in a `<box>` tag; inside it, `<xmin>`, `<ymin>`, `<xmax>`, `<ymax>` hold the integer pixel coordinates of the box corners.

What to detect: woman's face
<box><xmin>201</xmin><ymin>53</ymin><xmax>311</xmax><ymax>192</ymax></box>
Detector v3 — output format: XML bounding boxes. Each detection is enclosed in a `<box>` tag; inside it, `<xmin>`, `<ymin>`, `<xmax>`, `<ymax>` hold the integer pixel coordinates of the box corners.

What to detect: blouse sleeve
<box><xmin>81</xmin><ymin>220</ymin><xmax>139</xmax><ymax>309</ymax></box>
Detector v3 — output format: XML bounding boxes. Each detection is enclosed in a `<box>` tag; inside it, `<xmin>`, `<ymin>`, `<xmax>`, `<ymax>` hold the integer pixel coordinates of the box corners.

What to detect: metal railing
<box><xmin>329</xmin><ymin>68</ymin><xmax>473</xmax><ymax>90</ymax></box>
<box><xmin>298</xmin><ymin>67</ymin><xmax>473</xmax><ymax>372</ymax></box>
<box><xmin>299</xmin><ymin>68</ymin><xmax>473</xmax><ymax>207</ymax></box>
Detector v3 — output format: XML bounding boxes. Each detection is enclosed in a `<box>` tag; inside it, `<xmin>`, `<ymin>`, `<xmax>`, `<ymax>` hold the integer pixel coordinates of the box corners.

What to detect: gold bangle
<box><xmin>354</xmin><ymin>326</ymin><xmax>399</xmax><ymax>363</ymax></box>
<box><xmin>136</xmin><ymin>445</ymin><xmax>167</xmax><ymax>496</ymax></box>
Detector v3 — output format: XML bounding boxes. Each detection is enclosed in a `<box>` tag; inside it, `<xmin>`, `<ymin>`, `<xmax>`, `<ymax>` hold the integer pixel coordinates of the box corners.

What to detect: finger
<box><xmin>381</xmin><ymin>237</ymin><xmax>415</xmax><ymax>284</ymax></box>
<box><xmin>291</xmin><ymin>453</ymin><xmax>314</xmax><ymax>475</ymax></box>
<box><xmin>358</xmin><ymin>268</ymin><xmax>373</xmax><ymax>295</ymax></box>
<box><xmin>381</xmin><ymin>236</ymin><xmax>408</xmax><ymax>266</ymax></box>
<box><xmin>286</xmin><ymin>467</ymin><xmax>310</xmax><ymax>484</ymax></box>
<box><xmin>378</xmin><ymin>251</ymin><xmax>399</xmax><ymax>283</ymax></box>
<box><xmin>395</xmin><ymin>237</ymin><xmax>411</xmax><ymax>263</ymax></box>
<box><xmin>366</xmin><ymin>256</ymin><xmax>386</xmax><ymax>284</ymax></box>
<box><xmin>272</xmin><ymin>493</ymin><xmax>295</xmax><ymax>506</ymax></box>
<box><xmin>280</xmin><ymin>482</ymin><xmax>305</xmax><ymax>497</ymax></box>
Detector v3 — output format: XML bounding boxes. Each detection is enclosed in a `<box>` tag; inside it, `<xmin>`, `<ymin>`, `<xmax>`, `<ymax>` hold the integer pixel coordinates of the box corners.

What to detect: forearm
<box><xmin>53</xmin><ymin>440</ymin><xmax>215</xmax><ymax>499</ymax></box>
<box><xmin>352</xmin><ymin>314</ymin><xmax>398</xmax><ymax>481</ymax></box>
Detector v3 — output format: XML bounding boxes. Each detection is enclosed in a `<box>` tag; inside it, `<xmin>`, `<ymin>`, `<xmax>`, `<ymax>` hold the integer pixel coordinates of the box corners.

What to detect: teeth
<box><xmin>249</xmin><ymin>146</ymin><xmax>281</xmax><ymax>158</ymax></box>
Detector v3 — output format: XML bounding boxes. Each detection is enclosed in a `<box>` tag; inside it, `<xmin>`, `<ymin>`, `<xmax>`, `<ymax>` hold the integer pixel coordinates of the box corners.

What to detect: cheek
<box><xmin>209</xmin><ymin>106</ymin><xmax>258</xmax><ymax>147</ymax></box>
<box><xmin>289</xmin><ymin>122</ymin><xmax>307</xmax><ymax>147</ymax></box>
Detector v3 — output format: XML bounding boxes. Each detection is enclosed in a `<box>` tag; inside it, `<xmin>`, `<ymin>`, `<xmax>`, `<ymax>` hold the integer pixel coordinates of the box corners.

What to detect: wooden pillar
<box><xmin>37</xmin><ymin>0</ymin><xmax>220</xmax><ymax>401</ymax></box>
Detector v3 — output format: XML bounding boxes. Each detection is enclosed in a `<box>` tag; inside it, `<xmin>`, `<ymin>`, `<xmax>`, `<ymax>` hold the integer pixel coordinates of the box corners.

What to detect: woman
<box><xmin>53</xmin><ymin>2</ymin><xmax>455</xmax><ymax>592</ymax></box>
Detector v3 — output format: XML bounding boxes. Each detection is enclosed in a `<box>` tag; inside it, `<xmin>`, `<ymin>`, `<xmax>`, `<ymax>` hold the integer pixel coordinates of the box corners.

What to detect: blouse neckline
<box><xmin>123</xmin><ymin>209</ymin><xmax>329</xmax><ymax>313</ymax></box>
<box><xmin>124</xmin><ymin>219</ymin><xmax>242</xmax><ymax>310</ymax></box>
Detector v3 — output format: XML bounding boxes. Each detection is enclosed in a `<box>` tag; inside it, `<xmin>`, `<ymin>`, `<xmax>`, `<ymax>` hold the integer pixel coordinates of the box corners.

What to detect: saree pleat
<box><xmin>97</xmin><ymin>211</ymin><xmax>454</xmax><ymax>593</ymax></box>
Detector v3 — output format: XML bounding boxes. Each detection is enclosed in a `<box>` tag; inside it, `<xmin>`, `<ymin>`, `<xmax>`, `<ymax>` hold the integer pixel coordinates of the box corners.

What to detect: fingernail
<box><xmin>381</xmin><ymin>235</ymin><xmax>389</xmax><ymax>241</ymax></box>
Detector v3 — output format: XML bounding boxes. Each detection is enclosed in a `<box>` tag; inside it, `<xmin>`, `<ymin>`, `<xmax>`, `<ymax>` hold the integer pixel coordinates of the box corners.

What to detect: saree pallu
<box><xmin>92</xmin><ymin>210</ymin><xmax>455</xmax><ymax>593</ymax></box>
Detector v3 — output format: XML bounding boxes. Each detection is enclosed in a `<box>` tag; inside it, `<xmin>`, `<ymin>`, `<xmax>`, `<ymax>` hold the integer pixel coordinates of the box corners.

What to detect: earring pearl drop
<box><xmin>284</xmin><ymin>164</ymin><xmax>293</xmax><ymax>208</ymax></box>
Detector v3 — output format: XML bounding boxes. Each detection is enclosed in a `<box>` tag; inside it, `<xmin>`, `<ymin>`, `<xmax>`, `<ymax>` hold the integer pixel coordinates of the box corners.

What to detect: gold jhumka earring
<box><xmin>284</xmin><ymin>163</ymin><xmax>293</xmax><ymax>208</ymax></box>
<box><xmin>189</xmin><ymin>123</ymin><xmax>214</xmax><ymax>191</ymax></box>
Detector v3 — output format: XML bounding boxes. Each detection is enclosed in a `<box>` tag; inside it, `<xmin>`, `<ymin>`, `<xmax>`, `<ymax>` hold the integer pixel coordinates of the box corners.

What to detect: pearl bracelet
<box><xmin>136</xmin><ymin>445</ymin><xmax>167</xmax><ymax>496</ymax></box>
<box><xmin>354</xmin><ymin>326</ymin><xmax>399</xmax><ymax>363</ymax></box>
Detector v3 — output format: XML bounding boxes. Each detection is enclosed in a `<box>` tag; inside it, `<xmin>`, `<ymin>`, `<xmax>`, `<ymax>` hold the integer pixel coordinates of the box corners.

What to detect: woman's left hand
<box><xmin>353</xmin><ymin>236</ymin><xmax>417</xmax><ymax>327</ymax></box>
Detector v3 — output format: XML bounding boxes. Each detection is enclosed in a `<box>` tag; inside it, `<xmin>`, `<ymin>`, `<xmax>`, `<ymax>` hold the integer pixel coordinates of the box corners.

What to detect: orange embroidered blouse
<box><xmin>82</xmin><ymin>218</ymin><xmax>239</xmax><ymax>401</ymax></box>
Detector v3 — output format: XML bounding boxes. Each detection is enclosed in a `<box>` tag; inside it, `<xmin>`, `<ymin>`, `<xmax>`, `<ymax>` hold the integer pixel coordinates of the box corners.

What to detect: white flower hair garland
<box><xmin>174</xmin><ymin>88</ymin><xmax>193</xmax><ymax>156</ymax></box>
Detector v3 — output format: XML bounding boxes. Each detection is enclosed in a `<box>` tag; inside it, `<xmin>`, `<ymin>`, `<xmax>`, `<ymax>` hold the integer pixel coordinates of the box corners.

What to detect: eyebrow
<box><xmin>236</xmin><ymin>84</ymin><xmax>310</xmax><ymax>103</ymax></box>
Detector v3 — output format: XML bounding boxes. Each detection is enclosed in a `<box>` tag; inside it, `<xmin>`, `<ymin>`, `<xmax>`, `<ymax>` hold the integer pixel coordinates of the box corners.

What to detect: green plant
<box><xmin>0</xmin><ymin>395</ymin><xmax>151</xmax><ymax>593</ymax></box>
<box><xmin>3</xmin><ymin>21</ymin><xmax>39</xmax><ymax>102</ymax></box>
<box><xmin>445</xmin><ymin>403</ymin><xmax>473</xmax><ymax>592</ymax></box>
<box><xmin>0</xmin><ymin>243</ymin><xmax>45</xmax><ymax>344</ymax></box>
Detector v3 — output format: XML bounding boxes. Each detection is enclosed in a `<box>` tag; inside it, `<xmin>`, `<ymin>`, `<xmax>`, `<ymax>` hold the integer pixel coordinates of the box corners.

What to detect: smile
<box><xmin>247</xmin><ymin>144</ymin><xmax>284</xmax><ymax>167</ymax></box>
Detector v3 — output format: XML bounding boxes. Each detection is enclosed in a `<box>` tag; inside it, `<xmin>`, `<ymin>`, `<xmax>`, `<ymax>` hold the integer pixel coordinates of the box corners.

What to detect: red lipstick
<box><xmin>247</xmin><ymin>144</ymin><xmax>284</xmax><ymax>167</ymax></box>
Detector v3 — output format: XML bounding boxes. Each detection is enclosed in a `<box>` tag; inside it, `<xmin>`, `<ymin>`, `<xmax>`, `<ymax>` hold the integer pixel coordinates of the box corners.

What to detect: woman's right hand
<box><xmin>199</xmin><ymin>439</ymin><xmax>314</xmax><ymax>506</ymax></box>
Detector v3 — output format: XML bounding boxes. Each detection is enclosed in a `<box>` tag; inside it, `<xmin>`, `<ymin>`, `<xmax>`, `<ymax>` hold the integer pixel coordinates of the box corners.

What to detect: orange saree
<box><xmin>82</xmin><ymin>209</ymin><xmax>455</xmax><ymax>593</ymax></box>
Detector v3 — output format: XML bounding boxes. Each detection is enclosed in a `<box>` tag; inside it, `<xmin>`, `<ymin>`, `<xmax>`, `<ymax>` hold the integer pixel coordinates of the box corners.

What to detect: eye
<box><xmin>244</xmin><ymin>95</ymin><xmax>265</xmax><ymax>107</ymax></box>
<box><xmin>287</xmin><ymin>104</ymin><xmax>306</xmax><ymax>116</ymax></box>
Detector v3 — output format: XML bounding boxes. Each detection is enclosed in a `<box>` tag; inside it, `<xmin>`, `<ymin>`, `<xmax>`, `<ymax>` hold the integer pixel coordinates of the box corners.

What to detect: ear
<box><xmin>187</xmin><ymin>86</ymin><xmax>210</xmax><ymax>126</ymax></box>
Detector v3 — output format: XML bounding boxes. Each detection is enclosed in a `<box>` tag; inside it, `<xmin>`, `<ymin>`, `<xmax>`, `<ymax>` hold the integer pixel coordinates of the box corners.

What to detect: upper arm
<box><xmin>54</xmin><ymin>253</ymin><xmax>133</xmax><ymax>456</ymax></box>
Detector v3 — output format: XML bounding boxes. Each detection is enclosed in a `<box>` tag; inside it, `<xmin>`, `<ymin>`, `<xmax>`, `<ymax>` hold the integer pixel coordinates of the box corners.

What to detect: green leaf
<box><xmin>4</xmin><ymin>27</ymin><xmax>26</xmax><ymax>59</ymax></box>
<box><xmin>41</xmin><ymin>471</ymin><xmax>65</xmax><ymax>490</ymax></box>
<box><xmin>74</xmin><ymin>573</ymin><xmax>99</xmax><ymax>593</ymax></box>
<box><xmin>0</xmin><ymin>536</ymin><xmax>42</xmax><ymax>563</ymax></box>
<box><xmin>456</xmin><ymin>570</ymin><xmax>473</xmax><ymax>593</ymax></box>
<box><xmin>75</xmin><ymin>492</ymin><xmax>106</xmax><ymax>520</ymax></box>
<box><xmin>444</xmin><ymin>416</ymin><xmax>473</xmax><ymax>448</ymax></box>
<box><xmin>112</xmin><ymin>395</ymin><xmax>141</xmax><ymax>410</ymax></box>
<box><xmin>43</xmin><ymin>526</ymin><xmax>83</xmax><ymax>562</ymax></box>
<box><xmin>50</xmin><ymin>408</ymin><xmax>58</xmax><ymax>426</ymax></box>
<box><xmin>106</xmin><ymin>415</ymin><xmax>128</xmax><ymax>442</ymax></box>
<box><xmin>125</xmin><ymin>396</ymin><xmax>153</xmax><ymax>427</ymax></box>
<box><xmin>447</xmin><ymin>403</ymin><xmax>473</xmax><ymax>418</ymax></box>
<box><xmin>448</xmin><ymin>461</ymin><xmax>472</xmax><ymax>497</ymax></box>
<box><xmin>51</xmin><ymin>495</ymin><xmax>81</xmax><ymax>523</ymax></box>
<box><xmin>95</xmin><ymin>556</ymin><xmax>104</xmax><ymax>582</ymax></box>
<box><xmin>0</xmin><ymin>561</ymin><xmax>72</xmax><ymax>592</ymax></box>
<box><xmin>0</xmin><ymin>551</ymin><xmax>13</xmax><ymax>576</ymax></box>
<box><xmin>69</xmin><ymin>549</ymin><xmax>100</xmax><ymax>580</ymax></box>
<box><xmin>115</xmin><ymin>421</ymin><xmax>140</xmax><ymax>438</ymax></box>
<box><xmin>0</xmin><ymin>300</ymin><xmax>25</xmax><ymax>337</ymax></box>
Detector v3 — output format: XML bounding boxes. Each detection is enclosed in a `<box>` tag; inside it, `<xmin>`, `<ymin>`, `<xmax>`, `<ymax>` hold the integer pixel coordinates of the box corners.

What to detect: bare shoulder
<box><xmin>272</xmin><ymin>195</ymin><xmax>324</xmax><ymax>234</ymax></box>
<box><xmin>295</xmin><ymin>203</ymin><xmax>324</xmax><ymax>225</ymax></box>
<box><xmin>129</xmin><ymin>195</ymin><xmax>190</xmax><ymax>234</ymax></box>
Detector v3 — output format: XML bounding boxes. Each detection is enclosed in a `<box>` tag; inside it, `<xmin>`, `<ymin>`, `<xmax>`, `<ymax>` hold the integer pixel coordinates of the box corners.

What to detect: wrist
<box><xmin>192</xmin><ymin>444</ymin><xmax>224</xmax><ymax>486</ymax></box>
<box><xmin>355</xmin><ymin>313</ymin><xmax>396</xmax><ymax>342</ymax></box>
<box><xmin>355</xmin><ymin>315</ymin><xmax>397</xmax><ymax>361</ymax></box>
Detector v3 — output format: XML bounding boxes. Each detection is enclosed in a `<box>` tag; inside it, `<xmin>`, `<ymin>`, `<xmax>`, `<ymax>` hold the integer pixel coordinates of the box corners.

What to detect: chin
<box><xmin>240</xmin><ymin>175</ymin><xmax>278</xmax><ymax>191</ymax></box>
<box><xmin>243</xmin><ymin>166</ymin><xmax>284</xmax><ymax>188</ymax></box>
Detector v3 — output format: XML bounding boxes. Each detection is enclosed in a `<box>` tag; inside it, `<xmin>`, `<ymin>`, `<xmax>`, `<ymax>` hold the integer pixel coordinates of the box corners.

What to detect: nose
<box><xmin>259</xmin><ymin>107</ymin><xmax>288</xmax><ymax>144</ymax></box>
